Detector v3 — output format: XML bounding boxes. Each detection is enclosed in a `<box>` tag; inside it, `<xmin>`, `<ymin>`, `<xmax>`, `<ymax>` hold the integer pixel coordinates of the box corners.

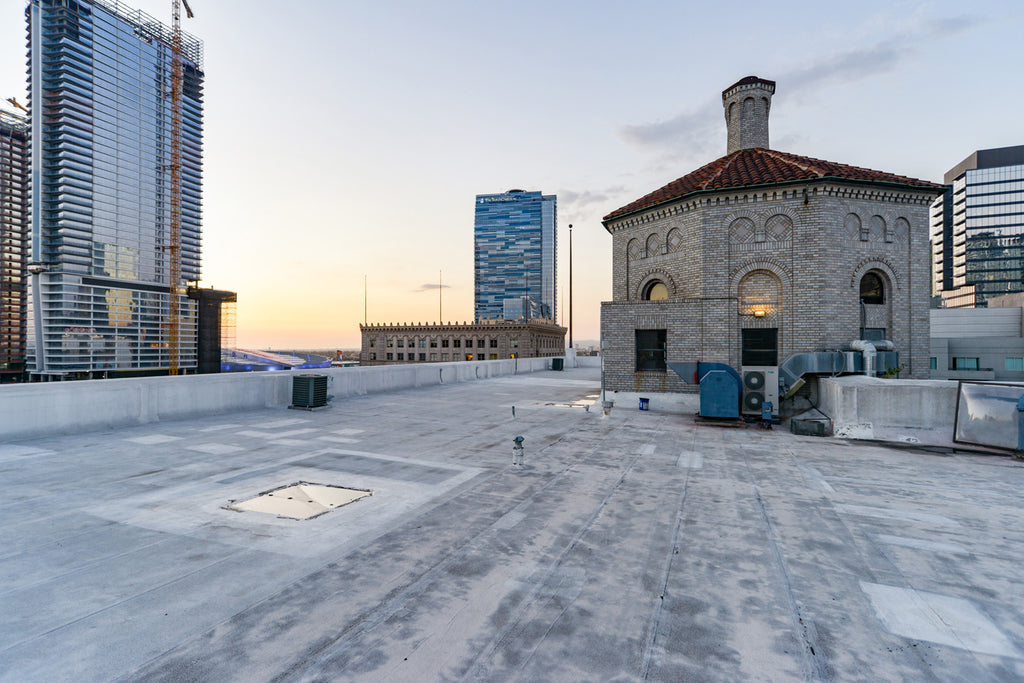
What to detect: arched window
<box><xmin>860</xmin><ymin>272</ymin><xmax>884</xmax><ymax>304</ymax></box>
<box><xmin>643</xmin><ymin>281</ymin><xmax>668</xmax><ymax>301</ymax></box>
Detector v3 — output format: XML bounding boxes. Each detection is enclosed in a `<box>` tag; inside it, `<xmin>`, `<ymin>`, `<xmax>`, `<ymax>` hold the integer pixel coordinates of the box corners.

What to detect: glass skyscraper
<box><xmin>27</xmin><ymin>0</ymin><xmax>203</xmax><ymax>377</ymax></box>
<box><xmin>474</xmin><ymin>190</ymin><xmax>556</xmax><ymax>322</ymax></box>
<box><xmin>931</xmin><ymin>146</ymin><xmax>1024</xmax><ymax>308</ymax></box>
<box><xmin>0</xmin><ymin>110</ymin><xmax>29</xmax><ymax>381</ymax></box>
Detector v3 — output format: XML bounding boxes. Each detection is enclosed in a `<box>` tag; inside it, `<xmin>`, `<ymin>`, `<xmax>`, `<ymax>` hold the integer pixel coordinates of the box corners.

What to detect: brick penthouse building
<box><xmin>600</xmin><ymin>76</ymin><xmax>944</xmax><ymax>408</ymax></box>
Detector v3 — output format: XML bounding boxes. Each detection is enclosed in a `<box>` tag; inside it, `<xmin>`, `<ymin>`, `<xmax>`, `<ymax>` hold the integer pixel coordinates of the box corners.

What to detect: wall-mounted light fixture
<box><xmin>753</xmin><ymin>309</ymin><xmax>766</xmax><ymax>318</ymax></box>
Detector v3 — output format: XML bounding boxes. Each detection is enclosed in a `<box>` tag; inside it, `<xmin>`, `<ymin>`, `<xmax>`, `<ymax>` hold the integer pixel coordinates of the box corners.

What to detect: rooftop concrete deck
<box><xmin>2</xmin><ymin>367</ymin><xmax>1024</xmax><ymax>681</ymax></box>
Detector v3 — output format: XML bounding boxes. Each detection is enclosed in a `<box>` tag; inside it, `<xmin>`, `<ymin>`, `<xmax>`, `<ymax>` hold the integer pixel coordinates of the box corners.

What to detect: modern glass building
<box><xmin>931</xmin><ymin>146</ymin><xmax>1024</xmax><ymax>308</ymax></box>
<box><xmin>0</xmin><ymin>110</ymin><xmax>29</xmax><ymax>381</ymax></box>
<box><xmin>474</xmin><ymin>190</ymin><xmax>556</xmax><ymax>322</ymax></box>
<box><xmin>26</xmin><ymin>0</ymin><xmax>203</xmax><ymax>377</ymax></box>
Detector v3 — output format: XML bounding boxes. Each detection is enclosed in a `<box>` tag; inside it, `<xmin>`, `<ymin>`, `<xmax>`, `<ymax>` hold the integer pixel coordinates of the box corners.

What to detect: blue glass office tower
<box><xmin>27</xmin><ymin>0</ymin><xmax>203</xmax><ymax>377</ymax></box>
<box><xmin>931</xmin><ymin>146</ymin><xmax>1024</xmax><ymax>308</ymax></box>
<box><xmin>474</xmin><ymin>190</ymin><xmax>556</xmax><ymax>322</ymax></box>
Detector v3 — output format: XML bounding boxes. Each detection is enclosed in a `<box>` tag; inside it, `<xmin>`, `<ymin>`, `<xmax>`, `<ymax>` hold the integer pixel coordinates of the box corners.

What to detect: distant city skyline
<box><xmin>2</xmin><ymin>0</ymin><xmax>1022</xmax><ymax>349</ymax></box>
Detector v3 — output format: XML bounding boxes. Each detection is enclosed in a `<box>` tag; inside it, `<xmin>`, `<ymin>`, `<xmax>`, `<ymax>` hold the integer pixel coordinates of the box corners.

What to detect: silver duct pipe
<box><xmin>850</xmin><ymin>340</ymin><xmax>877</xmax><ymax>377</ymax></box>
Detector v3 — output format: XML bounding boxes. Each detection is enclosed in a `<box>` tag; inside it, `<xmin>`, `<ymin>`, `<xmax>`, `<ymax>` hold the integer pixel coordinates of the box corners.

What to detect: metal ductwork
<box><xmin>851</xmin><ymin>340</ymin><xmax>877</xmax><ymax>377</ymax></box>
<box><xmin>778</xmin><ymin>346</ymin><xmax>900</xmax><ymax>399</ymax></box>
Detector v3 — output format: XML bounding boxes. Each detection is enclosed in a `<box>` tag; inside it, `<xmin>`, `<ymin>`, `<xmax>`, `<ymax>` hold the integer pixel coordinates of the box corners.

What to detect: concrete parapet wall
<box><xmin>818</xmin><ymin>375</ymin><xmax>958</xmax><ymax>441</ymax></box>
<box><xmin>0</xmin><ymin>357</ymin><xmax>558</xmax><ymax>441</ymax></box>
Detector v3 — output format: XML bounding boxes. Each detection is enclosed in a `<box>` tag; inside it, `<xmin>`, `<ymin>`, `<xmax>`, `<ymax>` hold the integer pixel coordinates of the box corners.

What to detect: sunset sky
<box><xmin>1</xmin><ymin>0</ymin><xmax>1022</xmax><ymax>349</ymax></box>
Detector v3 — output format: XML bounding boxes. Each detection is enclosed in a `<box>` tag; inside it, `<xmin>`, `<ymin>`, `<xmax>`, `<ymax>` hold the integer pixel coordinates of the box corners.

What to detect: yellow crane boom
<box><xmin>168</xmin><ymin>0</ymin><xmax>193</xmax><ymax>374</ymax></box>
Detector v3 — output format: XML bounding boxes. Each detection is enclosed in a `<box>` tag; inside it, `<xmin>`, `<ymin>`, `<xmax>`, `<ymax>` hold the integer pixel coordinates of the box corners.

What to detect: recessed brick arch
<box><xmin>635</xmin><ymin>269</ymin><xmax>677</xmax><ymax>300</ymax></box>
<box><xmin>645</xmin><ymin>233</ymin><xmax>661</xmax><ymax>258</ymax></box>
<box><xmin>850</xmin><ymin>257</ymin><xmax>902</xmax><ymax>291</ymax></box>
<box><xmin>627</xmin><ymin>238</ymin><xmax>642</xmax><ymax>261</ymax></box>
<box><xmin>666</xmin><ymin>228</ymin><xmax>684</xmax><ymax>252</ymax></box>
<box><xmin>729</xmin><ymin>217</ymin><xmax>756</xmax><ymax>244</ymax></box>
<box><xmin>730</xmin><ymin>256</ymin><xmax>793</xmax><ymax>286</ymax></box>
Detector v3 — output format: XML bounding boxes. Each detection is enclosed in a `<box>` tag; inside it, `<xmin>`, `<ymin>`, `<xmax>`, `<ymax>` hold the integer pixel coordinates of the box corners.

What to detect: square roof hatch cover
<box><xmin>227</xmin><ymin>482</ymin><xmax>371</xmax><ymax>520</ymax></box>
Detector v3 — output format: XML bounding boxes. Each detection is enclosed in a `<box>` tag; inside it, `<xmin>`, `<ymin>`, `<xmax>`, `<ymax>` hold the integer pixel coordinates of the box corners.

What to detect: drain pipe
<box><xmin>850</xmin><ymin>340</ymin><xmax>877</xmax><ymax>377</ymax></box>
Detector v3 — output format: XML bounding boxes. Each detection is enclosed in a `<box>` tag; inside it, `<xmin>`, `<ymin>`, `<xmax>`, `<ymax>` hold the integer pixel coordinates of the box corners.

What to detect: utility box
<box><xmin>552</xmin><ymin>358</ymin><xmax>564</xmax><ymax>371</ymax></box>
<box><xmin>700</xmin><ymin>370</ymin><xmax>741</xmax><ymax>419</ymax></box>
<box><xmin>292</xmin><ymin>374</ymin><xmax>328</xmax><ymax>409</ymax></box>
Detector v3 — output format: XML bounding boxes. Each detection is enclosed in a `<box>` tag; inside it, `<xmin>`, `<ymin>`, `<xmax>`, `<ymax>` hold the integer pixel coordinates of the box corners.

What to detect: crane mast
<box><xmin>168</xmin><ymin>0</ymin><xmax>192</xmax><ymax>375</ymax></box>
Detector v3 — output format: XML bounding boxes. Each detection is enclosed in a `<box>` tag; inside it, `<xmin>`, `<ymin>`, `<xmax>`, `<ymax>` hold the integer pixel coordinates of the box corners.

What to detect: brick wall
<box><xmin>601</xmin><ymin>182</ymin><xmax>937</xmax><ymax>395</ymax></box>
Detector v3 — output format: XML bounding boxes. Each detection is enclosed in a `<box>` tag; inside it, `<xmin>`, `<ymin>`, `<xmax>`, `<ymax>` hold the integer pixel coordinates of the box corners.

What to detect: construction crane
<box><xmin>5</xmin><ymin>97</ymin><xmax>28</xmax><ymax>113</ymax></box>
<box><xmin>168</xmin><ymin>0</ymin><xmax>193</xmax><ymax>375</ymax></box>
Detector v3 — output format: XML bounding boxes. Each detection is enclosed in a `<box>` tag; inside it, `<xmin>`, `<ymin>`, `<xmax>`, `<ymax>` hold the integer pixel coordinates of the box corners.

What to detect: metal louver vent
<box><xmin>292</xmin><ymin>374</ymin><xmax>328</xmax><ymax>409</ymax></box>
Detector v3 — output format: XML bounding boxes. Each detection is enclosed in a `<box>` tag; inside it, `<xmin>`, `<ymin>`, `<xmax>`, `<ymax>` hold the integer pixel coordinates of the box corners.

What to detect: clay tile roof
<box><xmin>602</xmin><ymin>148</ymin><xmax>945</xmax><ymax>223</ymax></box>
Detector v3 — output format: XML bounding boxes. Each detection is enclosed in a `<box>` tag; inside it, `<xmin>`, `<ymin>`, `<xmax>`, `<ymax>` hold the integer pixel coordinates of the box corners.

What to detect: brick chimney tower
<box><xmin>722</xmin><ymin>76</ymin><xmax>776</xmax><ymax>154</ymax></box>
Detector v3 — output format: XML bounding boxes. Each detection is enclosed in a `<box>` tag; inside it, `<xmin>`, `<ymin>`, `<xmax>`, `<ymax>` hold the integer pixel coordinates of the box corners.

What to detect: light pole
<box><xmin>568</xmin><ymin>223</ymin><xmax>573</xmax><ymax>351</ymax></box>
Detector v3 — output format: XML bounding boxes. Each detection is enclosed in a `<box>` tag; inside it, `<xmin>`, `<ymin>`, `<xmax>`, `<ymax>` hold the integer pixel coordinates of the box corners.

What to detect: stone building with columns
<box><xmin>359</xmin><ymin>319</ymin><xmax>565</xmax><ymax>365</ymax></box>
<box><xmin>600</xmin><ymin>76</ymin><xmax>944</xmax><ymax>406</ymax></box>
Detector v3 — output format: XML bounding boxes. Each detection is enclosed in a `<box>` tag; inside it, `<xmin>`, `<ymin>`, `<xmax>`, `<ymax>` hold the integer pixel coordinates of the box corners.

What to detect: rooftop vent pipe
<box><xmin>850</xmin><ymin>340</ymin><xmax>878</xmax><ymax>377</ymax></box>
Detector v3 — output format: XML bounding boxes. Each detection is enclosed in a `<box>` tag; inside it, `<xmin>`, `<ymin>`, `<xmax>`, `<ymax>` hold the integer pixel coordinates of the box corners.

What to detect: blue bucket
<box><xmin>639</xmin><ymin>397</ymin><xmax>650</xmax><ymax>411</ymax></box>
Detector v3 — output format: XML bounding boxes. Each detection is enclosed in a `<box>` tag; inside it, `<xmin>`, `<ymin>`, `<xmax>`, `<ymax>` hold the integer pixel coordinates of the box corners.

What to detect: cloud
<box><xmin>559</xmin><ymin>186</ymin><xmax>626</xmax><ymax>210</ymax></box>
<box><xmin>616</xmin><ymin>14</ymin><xmax>985</xmax><ymax>151</ymax></box>
<box><xmin>415</xmin><ymin>283</ymin><xmax>451</xmax><ymax>292</ymax></box>
<box><xmin>558</xmin><ymin>185</ymin><xmax>631</xmax><ymax>224</ymax></box>
<box><xmin>923</xmin><ymin>14</ymin><xmax>986</xmax><ymax>38</ymax></box>
<box><xmin>618</xmin><ymin>102</ymin><xmax>720</xmax><ymax>155</ymax></box>
<box><xmin>783</xmin><ymin>41</ymin><xmax>906</xmax><ymax>93</ymax></box>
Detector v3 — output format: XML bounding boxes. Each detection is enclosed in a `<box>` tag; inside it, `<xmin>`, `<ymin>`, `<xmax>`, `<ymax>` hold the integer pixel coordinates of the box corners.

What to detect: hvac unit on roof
<box><xmin>741</xmin><ymin>366</ymin><xmax>778</xmax><ymax>416</ymax></box>
<box><xmin>292</xmin><ymin>374</ymin><xmax>328</xmax><ymax>409</ymax></box>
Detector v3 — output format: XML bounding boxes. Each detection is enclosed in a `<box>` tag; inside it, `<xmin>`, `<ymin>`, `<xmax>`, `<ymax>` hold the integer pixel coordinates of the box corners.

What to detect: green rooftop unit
<box><xmin>292</xmin><ymin>374</ymin><xmax>328</xmax><ymax>409</ymax></box>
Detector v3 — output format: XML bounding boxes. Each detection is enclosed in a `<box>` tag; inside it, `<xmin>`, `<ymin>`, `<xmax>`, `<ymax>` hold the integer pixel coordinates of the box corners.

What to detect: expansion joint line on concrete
<box><xmin>752</xmin><ymin>484</ymin><xmax>834</xmax><ymax>680</ymax></box>
<box><xmin>639</xmin><ymin>431</ymin><xmax>697</xmax><ymax>680</ymax></box>
<box><xmin>463</xmin><ymin>439</ymin><xmax>653</xmax><ymax>679</ymax></box>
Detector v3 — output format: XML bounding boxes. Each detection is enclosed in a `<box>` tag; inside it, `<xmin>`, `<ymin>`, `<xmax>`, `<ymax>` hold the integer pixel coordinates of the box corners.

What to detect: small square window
<box><xmin>477</xmin><ymin>339</ymin><xmax>485</xmax><ymax>348</ymax></box>
<box><xmin>369</xmin><ymin>352</ymin><xmax>376</xmax><ymax>360</ymax></box>
<box><xmin>510</xmin><ymin>339</ymin><xmax>518</xmax><ymax>348</ymax></box>
<box><xmin>386</xmin><ymin>353</ymin><xmax>393</xmax><ymax>361</ymax></box>
<box><xmin>419</xmin><ymin>353</ymin><xmax>426</xmax><ymax>361</ymax></box>
<box><xmin>430</xmin><ymin>339</ymin><xmax>437</xmax><ymax>348</ymax></box>
<box><xmin>369</xmin><ymin>339</ymin><xmax>376</xmax><ymax>348</ymax></box>
<box><xmin>489</xmin><ymin>353</ymin><xmax>497</xmax><ymax>360</ymax></box>
<box><xmin>397</xmin><ymin>353</ymin><xmax>404</xmax><ymax>360</ymax></box>
<box><xmin>430</xmin><ymin>353</ymin><xmax>438</xmax><ymax>361</ymax></box>
<box><xmin>490</xmin><ymin>339</ymin><xmax>497</xmax><ymax>348</ymax></box>
<box><xmin>467</xmin><ymin>354</ymin><xmax>473</xmax><ymax>361</ymax></box>
<box><xmin>397</xmin><ymin>339</ymin><xmax>405</xmax><ymax>348</ymax></box>
<box><xmin>441</xmin><ymin>339</ymin><xmax>449</xmax><ymax>348</ymax></box>
<box><xmin>1007</xmin><ymin>357</ymin><xmax>1023</xmax><ymax>371</ymax></box>
<box><xmin>387</xmin><ymin>339</ymin><xmax>394</xmax><ymax>348</ymax></box>
<box><xmin>454</xmin><ymin>339</ymin><xmax>462</xmax><ymax>348</ymax></box>
<box><xmin>442</xmin><ymin>353</ymin><xmax>449</xmax><ymax>361</ymax></box>
<box><xmin>419</xmin><ymin>340</ymin><xmax>426</xmax><ymax>348</ymax></box>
